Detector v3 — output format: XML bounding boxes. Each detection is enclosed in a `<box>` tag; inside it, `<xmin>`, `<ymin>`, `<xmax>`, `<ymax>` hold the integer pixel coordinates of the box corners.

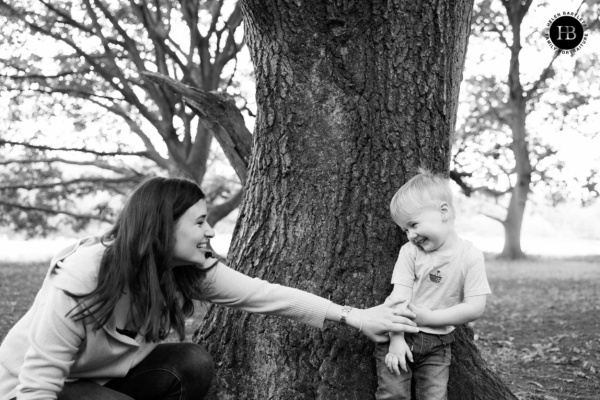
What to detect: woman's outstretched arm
<box><xmin>325</xmin><ymin>299</ymin><xmax>418</xmax><ymax>342</ymax></box>
<box><xmin>198</xmin><ymin>260</ymin><xmax>418</xmax><ymax>341</ymax></box>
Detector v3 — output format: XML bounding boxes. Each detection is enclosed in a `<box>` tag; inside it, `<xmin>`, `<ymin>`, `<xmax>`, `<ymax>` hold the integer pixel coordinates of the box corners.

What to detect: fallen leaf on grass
<box><xmin>574</xmin><ymin>371</ymin><xmax>588</xmax><ymax>379</ymax></box>
<box><xmin>528</xmin><ymin>381</ymin><xmax>544</xmax><ymax>388</ymax></box>
<box><xmin>551</xmin><ymin>355</ymin><xmax>580</xmax><ymax>365</ymax></box>
<box><xmin>521</xmin><ymin>343</ymin><xmax>562</xmax><ymax>363</ymax></box>
<box><xmin>495</xmin><ymin>340</ymin><xmax>515</xmax><ymax>348</ymax></box>
<box><xmin>551</xmin><ymin>356</ymin><xmax>568</xmax><ymax>364</ymax></box>
<box><xmin>548</xmin><ymin>333</ymin><xmax>571</xmax><ymax>344</ymax></box>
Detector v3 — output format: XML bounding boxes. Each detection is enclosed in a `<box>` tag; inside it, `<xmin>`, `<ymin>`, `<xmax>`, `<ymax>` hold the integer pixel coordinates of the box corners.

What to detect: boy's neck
<box><xmin>432</xmin><ymin>230</ymin><xmax>461</xmax><ymax>256</ymax></box>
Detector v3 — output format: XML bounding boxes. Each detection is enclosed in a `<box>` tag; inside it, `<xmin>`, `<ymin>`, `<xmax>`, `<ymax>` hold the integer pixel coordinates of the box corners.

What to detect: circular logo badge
<box><xmin>549</xmin><ymin>16</ymin><xmax>584</xmax><ymax>50</ymax></box>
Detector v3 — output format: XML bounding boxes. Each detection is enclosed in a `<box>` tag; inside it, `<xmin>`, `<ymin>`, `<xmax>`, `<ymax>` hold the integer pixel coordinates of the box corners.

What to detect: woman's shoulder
<box><xmin>49</xmin><ymin>236</ymin><xmax>108</xmax><ymax>294</ymax></box>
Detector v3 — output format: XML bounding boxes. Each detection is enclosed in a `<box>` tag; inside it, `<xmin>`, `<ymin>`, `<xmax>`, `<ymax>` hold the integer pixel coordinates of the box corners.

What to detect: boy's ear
<box><xmin>440</xmin><ymin>202</ymin><xmax>451</xmax><ymax>221</ymax></box>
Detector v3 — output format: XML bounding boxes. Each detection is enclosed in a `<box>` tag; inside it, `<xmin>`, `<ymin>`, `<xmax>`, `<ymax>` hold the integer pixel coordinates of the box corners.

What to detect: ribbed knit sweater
<box><xmin>0</xmin><ymin>237</ymin><xmax>331</xmax><ymax>400</ymax></box>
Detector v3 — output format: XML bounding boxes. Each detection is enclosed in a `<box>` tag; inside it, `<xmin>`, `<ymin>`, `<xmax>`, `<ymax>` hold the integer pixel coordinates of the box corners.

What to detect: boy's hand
<box><xmin>385</xmin><ymin>339</ymin><xmax>413</xmax><ymax>375</ymax></box>
<box><xmin>408</xmin><ymin>303</ymin><xmax>433</xmax><ymax>326</ymax></box>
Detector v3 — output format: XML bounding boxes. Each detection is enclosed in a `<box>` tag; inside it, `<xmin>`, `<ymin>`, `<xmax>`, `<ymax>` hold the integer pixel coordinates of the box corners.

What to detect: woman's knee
<box><xmin>183</xmin><ymin>343</ymin><xmax>214</xmax><ymax>375</ymax></box>
<box><xmin>162</xmin><ymin>343</ymin><xmax>212</xmax><ymax>375</ymax></box>
<box><xmin>168</xmin><ymin>343</ymin><xmax>214</xmax><ymax>398</ymax></box>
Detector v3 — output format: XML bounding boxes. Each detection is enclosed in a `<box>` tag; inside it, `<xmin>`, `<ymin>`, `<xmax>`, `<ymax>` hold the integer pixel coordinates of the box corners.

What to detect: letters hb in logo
<box><xmin>549</xmin><ymin>16</ymin><xmax>584</xmax><ymax>50</ymax></box>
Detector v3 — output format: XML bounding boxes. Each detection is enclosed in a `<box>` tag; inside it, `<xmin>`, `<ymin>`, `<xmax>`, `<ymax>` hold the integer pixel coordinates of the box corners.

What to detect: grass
<box><xmin>475</xmin><ymin>255</ymin><xmax>600</xmax><ymax>400</ymax></box>
<box><xmin>0</xmin><ymin>262</ymin><xmax>48</xmax><ymax>341</ymax></box>
<box><xmin>1</xmin><ymin>256</ymin><xmax>599</xmax><ymax>399</ymax></box>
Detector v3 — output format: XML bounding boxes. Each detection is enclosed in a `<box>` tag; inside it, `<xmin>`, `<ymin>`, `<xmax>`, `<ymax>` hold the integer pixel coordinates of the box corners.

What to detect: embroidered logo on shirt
<box><xmin>429</xmin><ymin>270</ymin><xmax>443</xmax><ymax>284</ymax></box>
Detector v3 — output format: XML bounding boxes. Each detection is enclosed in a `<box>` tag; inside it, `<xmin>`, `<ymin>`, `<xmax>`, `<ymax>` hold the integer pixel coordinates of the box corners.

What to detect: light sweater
<box><xmin>0</xmin><ymin>237</ymin><xmax>332</xmax><ymax>400</ymax></box>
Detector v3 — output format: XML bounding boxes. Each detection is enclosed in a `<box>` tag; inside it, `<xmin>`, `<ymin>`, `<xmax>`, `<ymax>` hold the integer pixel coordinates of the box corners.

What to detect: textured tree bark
<box><xmin>195</xmin><ymin>0</ymin><xmax>515</xmax><ymax>399</ymax></box>
<box><xmin>450</xmin><ymin>326</ymin><xmax>517</xmax><ymax>400</ymax></box>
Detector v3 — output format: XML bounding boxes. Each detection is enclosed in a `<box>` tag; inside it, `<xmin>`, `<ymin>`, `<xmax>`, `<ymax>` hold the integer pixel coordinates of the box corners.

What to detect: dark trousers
<box><xmin>57</xmin><ymin>343</ymin><xmax>214</xmax><ymax>400</ymax></box>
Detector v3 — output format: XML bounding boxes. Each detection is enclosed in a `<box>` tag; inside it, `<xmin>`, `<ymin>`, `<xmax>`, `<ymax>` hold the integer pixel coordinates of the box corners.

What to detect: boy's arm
<box><xmin>386</xmin><ymin>283</ymin><xmax>413</xmax><ymax>312</ymax></box>
<box><xmin>409</xmin><ymin>294</ymin><xmax>486</xmax><ymax>327</ymax></box>
<box><xmin>385</xmin><ymin>284</ymin><xmax>415</xmax><ymax>374</ymax></box>
<box><xmin>387</xmin><ymin>284</ymin><xmax>413</xmax><ymax>350</ymax></box>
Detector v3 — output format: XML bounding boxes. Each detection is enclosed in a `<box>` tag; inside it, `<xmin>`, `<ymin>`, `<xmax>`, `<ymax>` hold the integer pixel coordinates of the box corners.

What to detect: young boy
<box><xmin>375</xmin><ymin>169</ymin><xmax>491</xmax><ymax>400</ymax></box>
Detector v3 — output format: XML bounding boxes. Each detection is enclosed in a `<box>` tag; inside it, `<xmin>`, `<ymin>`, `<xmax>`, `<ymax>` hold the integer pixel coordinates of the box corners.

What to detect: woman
<box><xmin>0</xmin><ymin>177</ymin><xmax>417</xmax><ymax>400</ymax></box>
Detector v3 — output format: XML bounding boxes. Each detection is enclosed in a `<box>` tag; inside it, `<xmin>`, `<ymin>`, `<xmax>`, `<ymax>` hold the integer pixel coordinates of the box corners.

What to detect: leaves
<box><xmin>452</xmin><ymin>0</ymin><xmax>600</xmax><ymax>207</ymax></box>
<box><xmin>0</xmin><ymin>0</ymin><xmax>249</xmax><ymax>235</ymax></box>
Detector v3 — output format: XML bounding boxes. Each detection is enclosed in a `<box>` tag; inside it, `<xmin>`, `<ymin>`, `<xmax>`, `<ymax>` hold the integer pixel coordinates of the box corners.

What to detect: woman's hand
<box><xmin>358</xmin><ymin>298</ymin><xmax>419</xmax><ymax>342</ymax></box>
<box><xmin>407</xmin><ymin>303</ymin><xmax>433</xmax><ymax>326</ymax></box>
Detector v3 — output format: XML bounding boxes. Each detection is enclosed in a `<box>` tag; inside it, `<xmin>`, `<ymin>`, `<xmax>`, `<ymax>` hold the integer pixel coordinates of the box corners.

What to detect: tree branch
<box><xmin>481</xmin><ymin>211</ymin><xmax>505</xmax><ymax>224</ymax></box>
<box><xmin>38</xmin><ymin>0</ymin><xmax>122</xmax><ymax>47</ymax></box>
<box><xmin>214</xmin><ymin>3</ymin><xmax>244</xmax><ymax>74</ymax></box>
<box><xmin>475</xmin><ymin>186</ymin><xmax>513</xmax><ymax>198</ymax></box>
<box><xmin>0</xmin><ymin>199</ymin><xmax>112</xmax><ymax>222</ymax></box>
<box><xmin>81</xmin><ymin>0</ymin><xmax>160</xmax><ymax>126</ymax></box>
<box><xmin>484</xmin><ymin>21</ymin><xmax>510</xmax><ymax>48</ymax></box>
<box><xmin>92</xmin><ymin>0</ymin><xmax>146</xmax><ymax>71</ymax></box>
<box><xmin>0</xmin><ymin>67</ymin><xmax>93</xmax><ymax>80</ymax></box>
<box><xmin>11</xmin><ymin>4</ymin><xmax>162</xmax><ymax>131</ymax></box>
<box><xmin>208</xmin><ymin>0</ymin><xmax>225</xmax><ymax>35</ymax></box>
<box><xmin>207</xmin><ymin>189</ymin><xmax>243</xmax><ymax>226</ymax></box>
<box><xmin>63</xmin><ymin>96</ymin><xmax>171</xmax><ymax>169</ymax></box>
<box><xmin>26</xmin><ymin>86</ymin><xmax>126</xmax><ymax>103</ymax></box>
<box><xmin>142</xmin><ymin>71</ymin><xmax>253</xmax><ymax>184</ymax></box>
<box><xmin>483</xmin><ymin>96</ymin><xmax>509</xmax><ymax>126</ymax></box>
<box><xmin>0</xmin><ymin>139</ymin><xmax>148</xmax><ymax>157</ymax></box>
<box><xmin>449</xmin><ymin>170</ymin><xmax>474</xmax><ymax>196</ymax></box>
<box><xmin>0</xmin><ymin>176</ymin><xmax>141</xmax><ymax>191</ymax></box>
<box><xmin>525</xmin><ymin>51</ymin><xmax>560</xmax><ymax>101</ymax></box>
<box><xmin>0</xmin><ymin>157</ymin><xmax>143</xmax><ymax>175</ymax></box>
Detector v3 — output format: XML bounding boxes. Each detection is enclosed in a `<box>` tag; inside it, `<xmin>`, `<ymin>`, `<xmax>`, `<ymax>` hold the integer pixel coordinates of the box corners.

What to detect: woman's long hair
<box><xmin>67</xmin><ymin>177</ymin><xmax>207</xmax><ymax>342</ymax></box>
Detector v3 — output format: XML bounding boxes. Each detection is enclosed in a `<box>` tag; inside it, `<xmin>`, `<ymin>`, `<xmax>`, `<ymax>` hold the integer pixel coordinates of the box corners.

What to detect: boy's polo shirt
<box><xmin>391</xmin><ymin>239</ymin><xmax>491</xmax><ymax>335</ymax></box>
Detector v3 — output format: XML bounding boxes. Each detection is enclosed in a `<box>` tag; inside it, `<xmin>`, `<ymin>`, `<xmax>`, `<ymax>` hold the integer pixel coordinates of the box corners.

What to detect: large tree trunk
<box><xmin>195</xmin><ymin>0</ymin><xmax>516</xmax><ymax>399</ymax></box>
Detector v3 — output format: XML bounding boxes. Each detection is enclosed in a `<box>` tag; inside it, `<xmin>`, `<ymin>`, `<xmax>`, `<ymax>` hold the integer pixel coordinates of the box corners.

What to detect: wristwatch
<box><xmin>340</xmin><ymin>306</ymin><xmax>352</xmax><ymax>325</ymax></box>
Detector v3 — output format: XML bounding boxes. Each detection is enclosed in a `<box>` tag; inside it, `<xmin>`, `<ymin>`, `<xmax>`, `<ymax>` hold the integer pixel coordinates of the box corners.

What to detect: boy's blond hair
<box><xmin>390</xmin><ymin>168</ymin><xmax>455</xmax><ymax>225</ymax></box>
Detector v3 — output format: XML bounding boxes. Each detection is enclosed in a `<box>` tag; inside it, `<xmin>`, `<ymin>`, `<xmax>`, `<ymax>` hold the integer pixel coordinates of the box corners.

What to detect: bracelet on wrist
<box><xmin>340</xmin><ymin>306</ymin><xmax>352</xmax><ymax>325</ymax></box>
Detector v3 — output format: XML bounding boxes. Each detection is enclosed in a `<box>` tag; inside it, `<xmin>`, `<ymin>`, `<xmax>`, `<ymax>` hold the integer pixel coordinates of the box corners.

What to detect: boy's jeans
<box><xmin>375</xmin><ymin>331</ymin><xmax>454</xmax><ymax>400</ymax></box>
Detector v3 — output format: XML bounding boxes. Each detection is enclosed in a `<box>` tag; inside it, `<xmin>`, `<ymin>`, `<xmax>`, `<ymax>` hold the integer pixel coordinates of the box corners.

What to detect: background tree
<box><xmin>152</xmin><ymin>0</ymin><xmax>517</xmax><ymax>398</ymax></box>
<box><xmin>0</xmin><ymin>0</ymin><xmax>251</xmax><ymax>235</ymax></box>
<box><xmin>450</xmin><ymin>0</ymin><xmax>600</xmax><ymax>259</ymax></box>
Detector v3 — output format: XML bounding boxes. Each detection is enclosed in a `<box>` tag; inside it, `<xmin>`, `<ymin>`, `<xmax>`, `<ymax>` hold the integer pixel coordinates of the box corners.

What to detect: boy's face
<box><xmin>398</xmin><ymin>203</ymin><xmax>453</xmax><ymax>252</ymax></box>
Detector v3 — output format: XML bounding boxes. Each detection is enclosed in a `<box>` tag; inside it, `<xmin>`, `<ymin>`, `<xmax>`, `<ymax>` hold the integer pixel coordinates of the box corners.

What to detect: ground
<box><xmin>475</xmin><ymin>255</ymin><xmax>600</xmax><ymax>400</ymax></box>
<box><xmin>1</xmin><ymin>255</ymin><xmax>599</xmax><ymax>399</ymax></box>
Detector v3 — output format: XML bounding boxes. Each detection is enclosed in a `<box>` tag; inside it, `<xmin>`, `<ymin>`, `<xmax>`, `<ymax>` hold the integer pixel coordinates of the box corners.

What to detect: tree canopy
<box><xmin>450</xmin><ymin>0</ymin><xmax>600</xmax><ymax>258</ymax></box>
<box><xmin>0</xmin><ymin>0</ymin><xmax>252</xmax><ymax>236</ymax></box>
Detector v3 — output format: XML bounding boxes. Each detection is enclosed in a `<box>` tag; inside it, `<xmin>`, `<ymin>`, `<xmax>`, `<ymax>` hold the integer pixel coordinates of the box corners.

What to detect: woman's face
<box><xmin>172</xmin><ymin>199</ymin><xmax>215</xmax><ymax>267</ymax></box>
